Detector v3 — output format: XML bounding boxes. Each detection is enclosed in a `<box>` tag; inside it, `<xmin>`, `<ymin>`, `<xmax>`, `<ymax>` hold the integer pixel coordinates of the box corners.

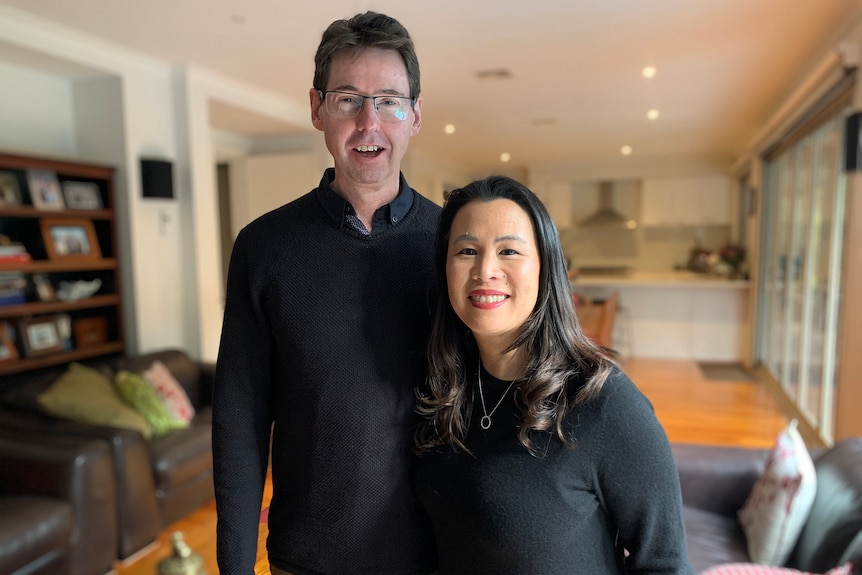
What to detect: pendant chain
<box><xmin>477</xmin><ymin>359</ymin><xmax>515</xmax><ymax>430</ymax></box>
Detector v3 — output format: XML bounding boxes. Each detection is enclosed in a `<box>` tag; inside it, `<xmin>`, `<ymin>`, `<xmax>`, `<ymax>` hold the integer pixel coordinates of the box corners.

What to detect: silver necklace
<box><xmin>477</xmin><ymin>360</ymin><xmax>516</xmax><ymax>430</ymax></box>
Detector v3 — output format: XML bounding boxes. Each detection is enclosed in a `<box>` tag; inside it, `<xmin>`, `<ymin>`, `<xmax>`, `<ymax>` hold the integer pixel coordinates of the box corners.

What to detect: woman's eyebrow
<box><xmin>451</xmin><ymin>233</ymin><xmax>526</xmax><ymax>243</ymax></box>
<box><xmin>495</xmin><ymin>234</ymin><xmax>526</xmax><ymax>243</ymax></box>
<box><xmin>452</xmin><ymin>233</ymin><xmax>478</xmax><ymax>243</ymax></box>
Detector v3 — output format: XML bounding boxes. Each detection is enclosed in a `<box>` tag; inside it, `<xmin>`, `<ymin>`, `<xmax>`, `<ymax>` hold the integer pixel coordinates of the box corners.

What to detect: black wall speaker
<box><xmin>140</xmin><ymin>159</ymin><xmax>174</xmax><ymax>199</ymax></box>
<box><xmin>845</xmin><ymin>112</ymin><xmax>862</xmax><ymax>172</ymax></box>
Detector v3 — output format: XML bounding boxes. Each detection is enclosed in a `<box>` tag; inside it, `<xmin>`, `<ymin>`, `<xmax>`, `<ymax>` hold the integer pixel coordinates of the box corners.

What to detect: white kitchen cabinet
<box><xmin>573</xmin><ymin>274</ymin><xmax>750</xmax><ymax>362</ymax></box>
<box><xmin>571</xmin><ymin>181</ymin><xmax>598</xmax><ymax>225</ymax></box>
<box><xmin>641</xmin><ymin>175</ymin><xmax>732</xmax><ymax>226</ymax></box>
<box><xmin>534</xmin><ymin>181</ymin><xmax>573</xmax><ymax>229</ymax></box>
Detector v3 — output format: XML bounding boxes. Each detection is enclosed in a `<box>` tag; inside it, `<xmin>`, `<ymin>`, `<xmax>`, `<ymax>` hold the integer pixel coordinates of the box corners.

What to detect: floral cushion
<box><xmin>115</xmin><ymin>370</ymin><xmax>188</xmax><ymax>437</ymax></box>
<box><xmin>737</xmin><ymin>420</ymin><xmax>817</xmax><ymax>565</ymax></box>
<box><xmin>699</xmin><ymin>562</ymin><xmax>853</xmax><ymax>575</ymax></box>
<box><xmin>141</xmin><ymin>359</ymin><xmax>195</xmax><ymax>424</ymax></box>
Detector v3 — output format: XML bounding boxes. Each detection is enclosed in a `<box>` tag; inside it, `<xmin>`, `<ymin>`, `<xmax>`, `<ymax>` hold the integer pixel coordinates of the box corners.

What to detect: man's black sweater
<box><xmin>213</xmin><ymin>172</ymin><xmax>440</xmax><ymax>575</ymax></box>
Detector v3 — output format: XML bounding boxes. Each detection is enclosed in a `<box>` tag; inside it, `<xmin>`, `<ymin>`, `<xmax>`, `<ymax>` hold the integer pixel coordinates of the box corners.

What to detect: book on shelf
<box><xmin>0</xmin><ymin>271</ymin><xmax>26</xmax><ymax>306</ymax></box>
<box><xmin>0</xmin><ymin>252</ymin><xmax>32</xmax><ymax>263</ymax></box>
<box><xmin>0</xmin><ymin>271</ymin><xmax>25</xmax><ymax>286</ymax></box>
<box><xmin>0</xmin><ymin>292</ymin><xmax>25</xmax><ymax>306</ymax></box>
<box><xmin>0</xmin><ymin>242</ymin><xmax>32</xmax><ymax>263</ymax></box>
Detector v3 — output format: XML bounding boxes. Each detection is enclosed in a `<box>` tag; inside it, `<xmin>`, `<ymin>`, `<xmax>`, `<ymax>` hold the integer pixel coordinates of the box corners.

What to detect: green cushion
<box><xmin>115</xmin><ymin>370</ymin><xmax>188</xmax><ymax>437</ymax></box>
<box><xmin>37</xmin><ymin>362</ymin><xmax>152</xmax><ymax>438</ymax></box>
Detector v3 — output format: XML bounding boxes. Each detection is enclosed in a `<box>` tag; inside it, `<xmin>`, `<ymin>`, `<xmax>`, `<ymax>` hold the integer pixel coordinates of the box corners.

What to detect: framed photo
<box><xmin>62</xmin><ymin>181</ymin><xmax>103</xmax><ymax>210</ymax></box>
<box><xmin>40</xmin><ymin>218</ymin><xmax>102</xmax><ymax>261</ymax></box>
<box><xmin>19</xmin><ymin>316</ymin><xmax>64</xmax><ymax>357</ymax></box>
<box><xmin>26</xmin><ymin>169</ymin><xmax>65</xmax><ymax>211</ymax></box>
<box><xmin>0</xmin><ymin>320</ymin><xmax>18</xmax><ymax>362</ymax></box>
<box><xmin>0</xmin><ymin>170</ymin><xmax>23</xmax><ymax>207</ymax></box>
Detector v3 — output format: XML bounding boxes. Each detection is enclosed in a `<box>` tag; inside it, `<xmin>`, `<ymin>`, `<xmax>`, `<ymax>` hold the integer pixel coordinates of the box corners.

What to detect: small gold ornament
<box><xmin>156</xmin><ymin>532</ymin><xmax>208</xmax><ymax>575</ymax></box>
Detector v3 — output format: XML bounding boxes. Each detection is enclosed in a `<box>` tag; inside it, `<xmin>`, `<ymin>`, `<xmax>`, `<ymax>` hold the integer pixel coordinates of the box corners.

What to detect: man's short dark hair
<box><xmin>313</xmin><ymin>11</ymin><xmax>420</xmax><ymax>100</ymax></box>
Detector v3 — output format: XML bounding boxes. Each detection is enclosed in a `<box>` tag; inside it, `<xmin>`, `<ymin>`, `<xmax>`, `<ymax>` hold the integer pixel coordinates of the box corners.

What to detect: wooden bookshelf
<box><xmin>0</xmin><ymin>151</ymin><xmax>125</xmax><ymax>375</ymax></box>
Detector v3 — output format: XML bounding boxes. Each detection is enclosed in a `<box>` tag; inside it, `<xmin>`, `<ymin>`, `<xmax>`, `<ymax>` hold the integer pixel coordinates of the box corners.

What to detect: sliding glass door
<box><xmin>756</xmin><ymin>98</ymin><xmax>848</xmax><ymax>444</ymax></box>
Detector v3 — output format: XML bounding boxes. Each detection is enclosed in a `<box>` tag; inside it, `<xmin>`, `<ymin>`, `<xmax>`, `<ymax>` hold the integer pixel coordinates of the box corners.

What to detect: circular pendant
<box><xmin>481</xmin><ymin>415</ymin><xmax>492</xmax><ymax>430</ymax></box>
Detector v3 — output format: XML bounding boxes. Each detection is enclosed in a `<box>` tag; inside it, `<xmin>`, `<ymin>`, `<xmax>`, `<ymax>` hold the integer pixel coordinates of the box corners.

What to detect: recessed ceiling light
<box><xmin>647</xmin><ymin>109</ymin><xmax>660</xmax><ymax>120</ymax></box>
<box><xmin>444</xmin><ymin>124</ymin><xmax>456</xmax><ymax>135</ymax></box>
<box><xmin>621</xmin><ymin>146</ymin><xmax>633</xmax><ymax>156</ymax></box>
<box><xmin>500</xmin><ymin>152</ymin><xmax>511</xmax><ymax>163</ymax></box>
<box><xmin>531</xmin><ymin>118</ymin><xmax>556</xmax><ymax>126</ymax></box>
<box><xmin>475</xmin><ymin>68</ymin><xmax>513</xmax><ymax>80</ymax></box>
<box><xmin>641</xmin><ymin>66</ymin><xmax>657</xmax><ymax>78</ymax></box>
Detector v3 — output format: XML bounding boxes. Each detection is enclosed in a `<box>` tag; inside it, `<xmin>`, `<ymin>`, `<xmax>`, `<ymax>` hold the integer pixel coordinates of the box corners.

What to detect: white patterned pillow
<box><xmin>141</xmin><ymin>360</ymin><xmax>196</xmax><ymax>424</ymax></box>
<box><xmin>699</xmin><ymin>562</ymin><xmax>853</xmax><ymax>575</ymax></box>
<box><xmin>738</xmin><ymin>420</ymin><xmax>817</xmax><ymax>565</ymax></box>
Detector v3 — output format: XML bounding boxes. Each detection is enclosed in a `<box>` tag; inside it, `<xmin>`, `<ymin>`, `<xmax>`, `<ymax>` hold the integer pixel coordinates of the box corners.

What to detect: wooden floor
<box><xmin>114</xmin><ymin>358</ymin><xmax>787</xmax><ymax>575</ymax></box>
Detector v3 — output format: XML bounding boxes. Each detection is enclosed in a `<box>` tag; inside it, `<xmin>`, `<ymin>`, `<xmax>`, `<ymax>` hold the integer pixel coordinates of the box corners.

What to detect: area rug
<box><xmin>697</xmin><ymin>362</ymin><xmax>755</xmax><ymax>381</ymax></box>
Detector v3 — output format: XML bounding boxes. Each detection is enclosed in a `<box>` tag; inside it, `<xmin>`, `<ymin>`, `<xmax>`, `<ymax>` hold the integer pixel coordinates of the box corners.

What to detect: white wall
<box><xmin>0</xmin><ymin>5</ymin><xmax>194</xmax><ymax>356</ymax></box>
<box><xmin>402</xmin><ymin>147</ymin><xmax>476</xmax><ymax>206</ymax></box>
<box><xmin>0</xmin><ymin>61</ymin><xmax>77</xmax><ymax>157</ymax></box>
<box><xmin>178</xmin><ymin>66</ymin><xmax>326</xmax><ymax>360</ymax></box>
<box><xmin>226</xmin><ymin>151</ymin><xmax>319</xmax><ymax>238</ymax></box>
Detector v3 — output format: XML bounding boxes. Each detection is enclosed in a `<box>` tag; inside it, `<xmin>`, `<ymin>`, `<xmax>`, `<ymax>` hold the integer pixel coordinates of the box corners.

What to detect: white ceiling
<box><xmin>3</xmin><ymin>0</ymin><xmax>861</xmax><ymax>173</ymax></box>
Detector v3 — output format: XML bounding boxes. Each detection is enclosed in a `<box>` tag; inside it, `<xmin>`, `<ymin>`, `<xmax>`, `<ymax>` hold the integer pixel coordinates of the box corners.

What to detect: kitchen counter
<box><xmin>571</xmin><ymin>270</ymin><xmax>749</xmax><ymax>289</ymax></box>
<box><xmin>570</xmin><ymin>271</ymin><xmax>751</xmax><ymax>362</ymax></box>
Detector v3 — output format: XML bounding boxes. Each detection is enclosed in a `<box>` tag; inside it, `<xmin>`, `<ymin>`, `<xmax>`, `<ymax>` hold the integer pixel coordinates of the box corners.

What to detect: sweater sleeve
<box><xmin>213</xmin><ymin>226</ymin><xmax>276</xmax><ymax>575</ymax></box>
<box><xmin>593</xmin><ymin>371</ymin><xmax>694</xmax><ymax>574</ymax></box>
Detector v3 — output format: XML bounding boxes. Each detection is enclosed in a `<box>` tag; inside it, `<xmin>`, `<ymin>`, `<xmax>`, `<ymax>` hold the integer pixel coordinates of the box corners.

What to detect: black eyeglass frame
<box><xmin>318</xmin><ymin>90</ymin><xmax>416</xmax><ymax>121</ymax></box>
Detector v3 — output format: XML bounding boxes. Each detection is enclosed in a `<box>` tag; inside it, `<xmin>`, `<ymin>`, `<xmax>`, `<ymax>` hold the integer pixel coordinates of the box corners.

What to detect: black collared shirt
<box><xmin>315</xmin><ymin>167</ymin><xmax>414</xmax><ymax>235</ymax></box>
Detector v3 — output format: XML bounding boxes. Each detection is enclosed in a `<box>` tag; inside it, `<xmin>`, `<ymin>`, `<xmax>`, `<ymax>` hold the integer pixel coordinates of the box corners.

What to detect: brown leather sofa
<box><xmin>673</xmin><ymin>437</ymin><xmax>862</xmax><ymax>574</ymax></box>
<box><xmin>0</xmin><ymin>428</ymin><xmax>116</xmax><ymax>575</ymax></box>
<box><xmin>0</xmin><ymin>348</ymin><xmax>215</xmax><ymax>561</ymax></box>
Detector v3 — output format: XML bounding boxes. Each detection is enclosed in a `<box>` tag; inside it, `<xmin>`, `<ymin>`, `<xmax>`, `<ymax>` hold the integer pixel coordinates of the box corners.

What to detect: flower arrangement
<box><xmin>718</xmin><ymin>243</ymin><xmax>746</xmax><ymax>272</ymax></box>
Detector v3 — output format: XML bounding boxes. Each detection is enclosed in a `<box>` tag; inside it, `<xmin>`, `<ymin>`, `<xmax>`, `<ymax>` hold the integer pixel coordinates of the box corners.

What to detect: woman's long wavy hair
<box><xmin>414</xmin><ymin>175</ymin><xmax>615</xmax><ymax>456</ymax></box>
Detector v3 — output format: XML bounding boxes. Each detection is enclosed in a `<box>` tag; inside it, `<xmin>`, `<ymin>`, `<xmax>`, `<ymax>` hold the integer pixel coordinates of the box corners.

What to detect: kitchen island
<box><xmin>571</xmin><ymin>271</ymin><xmax>750</xmax><ymax>362</ymax></box>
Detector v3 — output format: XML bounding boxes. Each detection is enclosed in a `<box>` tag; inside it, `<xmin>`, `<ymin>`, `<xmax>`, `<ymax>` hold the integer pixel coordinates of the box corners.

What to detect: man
<box><xmin>212</xmin><ymin>11</ymin><xmax>439</xmax><ymax>575</ymax></box>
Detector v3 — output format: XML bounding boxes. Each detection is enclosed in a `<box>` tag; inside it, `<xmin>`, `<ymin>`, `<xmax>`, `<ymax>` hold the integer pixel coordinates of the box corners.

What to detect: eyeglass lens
<box><xmin>323</xmin><ymin>92</ymin><xmax>411</xmax><ymax>121</ymax></box>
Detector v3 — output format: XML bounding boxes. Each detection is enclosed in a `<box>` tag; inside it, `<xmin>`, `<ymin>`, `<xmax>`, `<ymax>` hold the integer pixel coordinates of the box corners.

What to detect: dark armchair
<box><xmin>0</xmin><ymin>429</ymin><xmax>117</xmax><ymax>575</ymax></box>
<box><xmin>673</xmin><ymin>438</ymin><xmax>862</xmax><ymax>574</ymax></box>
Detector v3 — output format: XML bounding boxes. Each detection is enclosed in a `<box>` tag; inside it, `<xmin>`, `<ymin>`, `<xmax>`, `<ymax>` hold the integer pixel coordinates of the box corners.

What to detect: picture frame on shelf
<box><xmin>0</xmin><ymin>321</ymin><xmax>18</xmax><ymax>362</ymax></box>
<box><xmin>62</xmin><ymin>181</ymin><xmax>103</xmax><ymax>210</ymax></box>
<box><xmin>19</xmin><ymin>316</ymin><xmax>64</xmax><ymax>357</ymax></box>
<box><xmin>0</xmin><ymin>170</ymin><xmax>23</xmax><ymax>207</ymax></box>
<box><xmin>26</xmin><ymin>169</ymin><xmax>65</xmax><ymax>211</ymax></box>
<box><xmin>40</xmin><ymin>218</ymin><xmax>102</xmax><ymax>261</ymax></box>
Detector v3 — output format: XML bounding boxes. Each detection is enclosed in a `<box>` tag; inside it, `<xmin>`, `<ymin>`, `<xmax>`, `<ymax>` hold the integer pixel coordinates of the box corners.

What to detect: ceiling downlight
<box><xmin>475</xmin><ymin>68</ymin><xmax>513</xmax><ymax>80</ymax></box>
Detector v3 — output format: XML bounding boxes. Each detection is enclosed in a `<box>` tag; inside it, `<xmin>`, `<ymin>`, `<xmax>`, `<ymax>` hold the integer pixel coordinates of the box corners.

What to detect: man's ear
<box><xmin>410</xmin><ymin>96</ymin><xmax>422</xmax><ymax>136</ymax></box>
<box><xmin>310</xmin><ymin>88</ymin><xmax>324</xmax><ymax>131</ymax></box>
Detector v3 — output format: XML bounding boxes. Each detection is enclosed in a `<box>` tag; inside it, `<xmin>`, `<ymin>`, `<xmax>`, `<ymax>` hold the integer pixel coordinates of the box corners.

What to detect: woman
<box><xmin>414</xmin><ymin>175</ymin><xmax>692</xmax><ymax>574</ymax></box>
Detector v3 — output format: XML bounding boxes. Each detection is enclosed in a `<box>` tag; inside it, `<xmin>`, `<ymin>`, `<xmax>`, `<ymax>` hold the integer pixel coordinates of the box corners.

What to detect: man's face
<box><xmin>310</xmin><ymin>48</ymin><xmax>422</xmax><ymax>196</ymax></box>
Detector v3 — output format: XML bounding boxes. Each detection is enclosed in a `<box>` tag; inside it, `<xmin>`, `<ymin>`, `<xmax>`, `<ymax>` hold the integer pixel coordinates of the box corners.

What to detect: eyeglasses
<box><xmin>319</xmin><ymin>90</ymin><xmax>415</xmax><ymax>122</ymax></box>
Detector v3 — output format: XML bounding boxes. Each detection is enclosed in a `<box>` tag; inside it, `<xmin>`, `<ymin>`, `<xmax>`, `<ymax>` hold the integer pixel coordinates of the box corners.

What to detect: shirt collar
<box><xmin>315</xmin><ymin>168</ymin><xmax>415</xmax><ymax>232</ymax></box>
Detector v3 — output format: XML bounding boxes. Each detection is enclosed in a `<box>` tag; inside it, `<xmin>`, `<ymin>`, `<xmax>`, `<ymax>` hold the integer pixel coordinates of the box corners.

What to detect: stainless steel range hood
<box><xmin>578</xmin><ymin>182</ymin><xmax>638</xmax><ymax>229</ymax></box>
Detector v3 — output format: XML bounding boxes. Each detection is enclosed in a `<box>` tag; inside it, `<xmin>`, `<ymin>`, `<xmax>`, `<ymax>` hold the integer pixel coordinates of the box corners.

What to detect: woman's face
<box><xmin>446</xmin><ymin>199</ymin><xmax>541</xmax><ymax>349</ymax></box>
